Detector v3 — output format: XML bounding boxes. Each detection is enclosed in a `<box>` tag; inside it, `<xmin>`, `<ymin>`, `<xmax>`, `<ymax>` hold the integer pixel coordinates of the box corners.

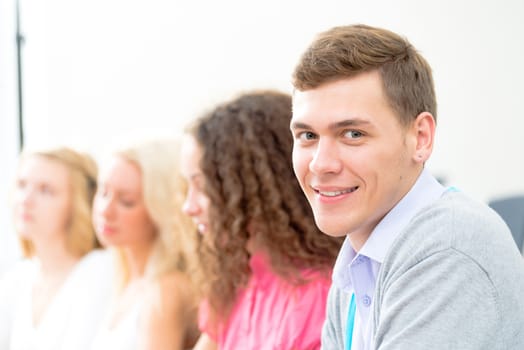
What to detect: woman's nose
<box><xmin>182</xmin><ymin>189</ymin><xmax>200</xmax><ymax>217</ymax></box>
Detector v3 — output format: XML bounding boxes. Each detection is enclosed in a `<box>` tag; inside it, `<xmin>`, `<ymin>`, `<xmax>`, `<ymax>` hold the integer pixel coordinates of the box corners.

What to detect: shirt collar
<box><xmin>333</xmin><ymin>168</ymin><xmax>446</xmax><ymax>290</ymax></box>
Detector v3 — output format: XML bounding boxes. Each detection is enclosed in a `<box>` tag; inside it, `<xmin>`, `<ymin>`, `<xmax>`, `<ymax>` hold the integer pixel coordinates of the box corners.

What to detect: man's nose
<box><xmin>309</xmin><ymin>138</ymin><xmax>343</xmax><ymax>175</ymax></box>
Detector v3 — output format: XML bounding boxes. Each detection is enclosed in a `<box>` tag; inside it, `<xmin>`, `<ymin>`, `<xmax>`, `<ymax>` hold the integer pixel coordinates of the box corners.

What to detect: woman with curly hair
<box><xmin>180</xmin><ymin>91</ymin><xmax>343</xmax><ymax>350</ymax></box>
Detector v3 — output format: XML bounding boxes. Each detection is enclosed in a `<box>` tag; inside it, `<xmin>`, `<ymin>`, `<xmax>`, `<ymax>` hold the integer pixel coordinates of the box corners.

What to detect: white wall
<box><xmin>2</xmin><ymin>0</ymin><xmax>524</xmax><ymax>272</ymax></box>
<box><xmin>20</xmin><ymin>0</ymin><xmax>524</xmax><ymax>200</ymax></box>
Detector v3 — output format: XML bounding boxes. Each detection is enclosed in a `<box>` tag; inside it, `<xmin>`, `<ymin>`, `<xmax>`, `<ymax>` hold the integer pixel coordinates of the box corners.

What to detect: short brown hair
<box><xmin>292</xmin><ymin>24</ymin><xmax>437</xmax><ymax>126</ymax></box>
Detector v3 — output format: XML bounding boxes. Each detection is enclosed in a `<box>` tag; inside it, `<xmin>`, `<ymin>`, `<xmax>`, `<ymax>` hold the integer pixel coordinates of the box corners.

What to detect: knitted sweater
<box><xmin>322</xmin><ymin>191</ymin><xmax>524</xmax><ymax>350</ymax></box>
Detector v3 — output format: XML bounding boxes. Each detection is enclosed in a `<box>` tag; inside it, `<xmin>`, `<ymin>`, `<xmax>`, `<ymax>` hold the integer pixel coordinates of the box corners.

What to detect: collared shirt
<box><xmin>331</xmin><ymin>168</ymin><xmax>446</xmax><ymax>350</ymax></box>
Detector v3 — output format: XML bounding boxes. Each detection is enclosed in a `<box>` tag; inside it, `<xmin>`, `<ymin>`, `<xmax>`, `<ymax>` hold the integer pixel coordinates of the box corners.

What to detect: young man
<box><xmin>290</xmin><ymin>24</ymin><xmax>524</xmax><ymax>349</ymax></box>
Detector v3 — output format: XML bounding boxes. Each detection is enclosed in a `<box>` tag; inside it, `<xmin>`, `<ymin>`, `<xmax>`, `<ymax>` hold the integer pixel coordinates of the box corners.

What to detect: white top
<box><xmin>0</xmin><ymin>250</ymin><xmax>113</xmax><ymax>350</ymax></box>
<box><xmin>90</xmin><ymin>297</ymin><xmax>141</xmax><ymax>350</ymax></box>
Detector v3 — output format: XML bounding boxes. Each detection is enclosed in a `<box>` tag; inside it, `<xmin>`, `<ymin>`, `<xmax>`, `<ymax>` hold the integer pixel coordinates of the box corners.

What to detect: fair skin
<box><xmin>291</xmin><ymin>71</ymin><xmax>435</xmax><ymax>251</ymax></box>
<box><xmin>180</xmin><ymin>135</ymin><xmax>218</xmax><ymax>350</ymax></box>
<box><xmin>93</xmin><ymin>156</ymin><xmax>156</xmax><ymax>276</ymax></box>
<box><xmin>13</xmin><ymin>155</ymin><xmax>80</xmax><ymax>326</ymax></box>
<box><xmin>193</xmin><ymin>334</ymin><xmax>217</xmax><ymax>350</ymax></box>
<box><xmin>93</xmin><ymin>156</ymin><xmax>191</xmax><ymax>349</ymax></box>
<box><xmin>139</xmin><ymin>271</ymin><xmax>198</xmax><ymax>349</ymax></box>
<box><xmin>180</xmin><ymin>135</ymin><xmax>211</xmax><ymax>236</ymax></box>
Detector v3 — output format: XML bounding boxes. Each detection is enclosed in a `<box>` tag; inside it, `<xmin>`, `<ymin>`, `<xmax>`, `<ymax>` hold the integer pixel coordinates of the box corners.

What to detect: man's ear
<box><xmin>410</xmin><ymin>112</ymin><xmax>436</xmax><ymax>164</ymax></box>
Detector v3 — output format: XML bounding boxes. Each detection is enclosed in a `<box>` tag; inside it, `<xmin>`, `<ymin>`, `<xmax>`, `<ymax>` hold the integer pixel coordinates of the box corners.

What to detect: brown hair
<box><xmin>292</xmin><ymin>24</ymin><xmax>437</xmax><ymax>126</ymax></box>
<box><xmin>188</xmin><ymin>90</ymin><xmax>343</xmax><ymax>321</ymax></box>
<box><xmin>17</xmin><ymin>147</ymin><xmax>99</xmax><ymax>257</ymax></box>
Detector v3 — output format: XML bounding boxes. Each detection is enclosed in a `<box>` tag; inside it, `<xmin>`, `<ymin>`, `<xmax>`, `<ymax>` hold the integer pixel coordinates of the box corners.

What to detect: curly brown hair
<box><xmin>188</xmin><ymin>90</ymin><xmax>343</xmax><ymax>321</ymax></box>
<box><xmin>292</xmin><ymin>24</ymin><xmax>437</xmax><ymax>127</ymax></box>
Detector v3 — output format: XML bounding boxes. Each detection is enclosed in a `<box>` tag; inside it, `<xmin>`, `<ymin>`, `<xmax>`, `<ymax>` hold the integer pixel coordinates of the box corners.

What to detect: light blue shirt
<box><xmin>331</xmin><ymin>168</ymin><xmax>446</xmax><ymax>350</ymax></box>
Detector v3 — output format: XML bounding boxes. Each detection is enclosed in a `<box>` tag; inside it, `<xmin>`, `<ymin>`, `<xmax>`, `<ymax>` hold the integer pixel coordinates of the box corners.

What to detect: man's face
<box><xmin>291</xmin><ymin>71</ymin><xmax>421</xmax><ymax>245</ymax></box>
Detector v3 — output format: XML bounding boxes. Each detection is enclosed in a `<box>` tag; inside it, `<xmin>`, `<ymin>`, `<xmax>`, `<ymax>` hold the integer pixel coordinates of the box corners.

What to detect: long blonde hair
<box><xmin>109</xmin><ymin>138</ymin><xmax>197</xmax><ymax>290</ymax></box>
<box><xmin>16</xmin><ymin>146</ymin><xmax>99</xmax><ymax>258</ymax></box>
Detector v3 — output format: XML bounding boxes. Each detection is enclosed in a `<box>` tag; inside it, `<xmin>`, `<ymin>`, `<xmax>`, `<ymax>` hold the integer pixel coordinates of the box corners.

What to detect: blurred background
<box><xmin>1</xmin><ymin>0</ymin><xmax>523</xmax><ymax>275</ymax></box>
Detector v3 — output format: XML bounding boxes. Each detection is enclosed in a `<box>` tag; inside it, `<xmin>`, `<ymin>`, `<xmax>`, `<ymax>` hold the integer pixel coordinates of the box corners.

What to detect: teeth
<box><xmin>197</xmin><ymin>223</ymin><xmax>207</xmax><ymax>234</ymax></box>
<box><xmin>318</xmin><ymin>187</ymin><xmax>356</xmax><ymax>197</ymax></box>
<box><xmin>320</xmin><ymin>190</ymin><xmax>346</xmax><ymax>197</ymax></box>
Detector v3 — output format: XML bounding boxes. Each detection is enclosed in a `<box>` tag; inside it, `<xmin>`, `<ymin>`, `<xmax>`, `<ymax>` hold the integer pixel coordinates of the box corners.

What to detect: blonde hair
<box><xmin>108</xmin><ymin>138</ymin><xmax>197</xmax><ymax>290</ymax></box>
<box><xmin>16</xmin><ymin>147</ymin><xmax>99</xmax><ymax>258</ymax></box>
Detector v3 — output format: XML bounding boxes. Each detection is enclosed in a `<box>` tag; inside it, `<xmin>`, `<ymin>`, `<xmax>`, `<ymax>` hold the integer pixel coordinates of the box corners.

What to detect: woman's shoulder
<box><xmin>140</xmin><ymin>272</ymin><xmax>199</xmax><ymax>336</ymax></box>
<box><xmin>148</xmin><ymin>271</ymin><xmax>196</xmax><ymax>308</ymax></box>
<box><xmin>140</xmin><ymin>273</ymin><xmax>196</xmax><ymax>332</ymax></box>
<box><xmin>138</xmin><ymin>272</ymin><xmax>199</xmax><ymax>350</ymax></box>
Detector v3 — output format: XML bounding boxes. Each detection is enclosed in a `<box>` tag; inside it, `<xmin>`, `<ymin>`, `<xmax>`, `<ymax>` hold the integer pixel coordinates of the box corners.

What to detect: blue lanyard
<box><xmin>345</xmin><ymin>293</ymin><xmax>356</xmax><ymax>350</ymax></box>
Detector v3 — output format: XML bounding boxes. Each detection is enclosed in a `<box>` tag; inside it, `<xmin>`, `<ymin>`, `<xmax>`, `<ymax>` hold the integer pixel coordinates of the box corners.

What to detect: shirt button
<box><xmin>353</xmin><ymin>255</ymin><xmax>366</xmax><ymax>266</ymax></box>
<box><xmin>362</xmin><ymin>295</ymin><xmax>372</xmax><ymax>307</ymax></box>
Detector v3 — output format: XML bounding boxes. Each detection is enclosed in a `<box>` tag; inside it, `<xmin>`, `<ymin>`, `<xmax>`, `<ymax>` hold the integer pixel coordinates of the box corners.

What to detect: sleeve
<box><xmin>321</xmin><ymin>284</ymin><xmax>348</xmax><ymax>350</ymax></box>
<box><xmin>374</xmin><ymin>249</ymin><xmax>500</xmax><ymax>350</ymax></box>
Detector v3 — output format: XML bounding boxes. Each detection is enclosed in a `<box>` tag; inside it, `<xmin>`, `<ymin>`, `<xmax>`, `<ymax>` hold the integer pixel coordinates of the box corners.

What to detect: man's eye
<box><xmin>298</xmin><ymin>131</ymin><xmax>316</xmax><ymax>141</ymax></box>
<box><xmin>344</xmin><ymin>130</ymin><xmax>363</xmax><ymax>139</ymax></box>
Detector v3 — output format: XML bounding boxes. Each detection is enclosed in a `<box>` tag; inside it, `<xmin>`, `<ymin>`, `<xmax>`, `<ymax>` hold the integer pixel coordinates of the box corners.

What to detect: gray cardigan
<box><xmin>322</xmin><ymin>191</ymin><xmax>524</xmax><ymax>349</ymax></box>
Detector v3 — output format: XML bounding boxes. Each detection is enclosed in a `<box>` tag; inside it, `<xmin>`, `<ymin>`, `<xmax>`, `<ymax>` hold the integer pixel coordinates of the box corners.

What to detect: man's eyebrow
<box><xmin>290</xmin><ymin>118</ymin><xmax>371</xmax><ymax>131</ymax></box>
<box><xmin>290</xmin><ymin>121</ymin><xmax>311</xmax><ymax>130</ymax></box>
<box><xmin>329</xmin><ymin>119</ymin><xmax>371</xmax><ymax>131</ymax></box>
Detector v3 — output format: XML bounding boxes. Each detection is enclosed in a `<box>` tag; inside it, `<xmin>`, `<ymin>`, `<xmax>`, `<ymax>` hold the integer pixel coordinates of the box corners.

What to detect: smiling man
<box><xmin>290</xmin><ymin>24</ymin><xmax>524</xmax><ymax>350</ymax></box>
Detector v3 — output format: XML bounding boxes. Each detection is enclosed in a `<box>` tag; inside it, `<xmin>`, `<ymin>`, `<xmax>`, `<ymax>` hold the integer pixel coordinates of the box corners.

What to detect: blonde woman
<box><xmin>91</xmin><ymin>138</ymin><xmax>199</xmax><ymax>350</ymax></box>
<box><xmin>0</xmin><ymin>146</ymin><xmax>112</xmax><ymax>350</ymax></box>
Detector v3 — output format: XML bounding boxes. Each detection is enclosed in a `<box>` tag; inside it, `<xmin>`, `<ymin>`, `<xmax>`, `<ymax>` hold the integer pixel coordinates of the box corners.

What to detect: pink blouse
<box><xmin>199</xmin><ymin>253</ymin><xmax>332</xmax><ymax>350</ymax></box>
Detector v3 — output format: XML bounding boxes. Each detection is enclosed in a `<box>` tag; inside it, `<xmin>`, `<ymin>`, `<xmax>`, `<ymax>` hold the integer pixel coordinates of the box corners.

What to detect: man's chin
<box><xmin>315</xmin><ymin>220</ymin><xmax>348</xmax><ymax>238</ymax></box>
